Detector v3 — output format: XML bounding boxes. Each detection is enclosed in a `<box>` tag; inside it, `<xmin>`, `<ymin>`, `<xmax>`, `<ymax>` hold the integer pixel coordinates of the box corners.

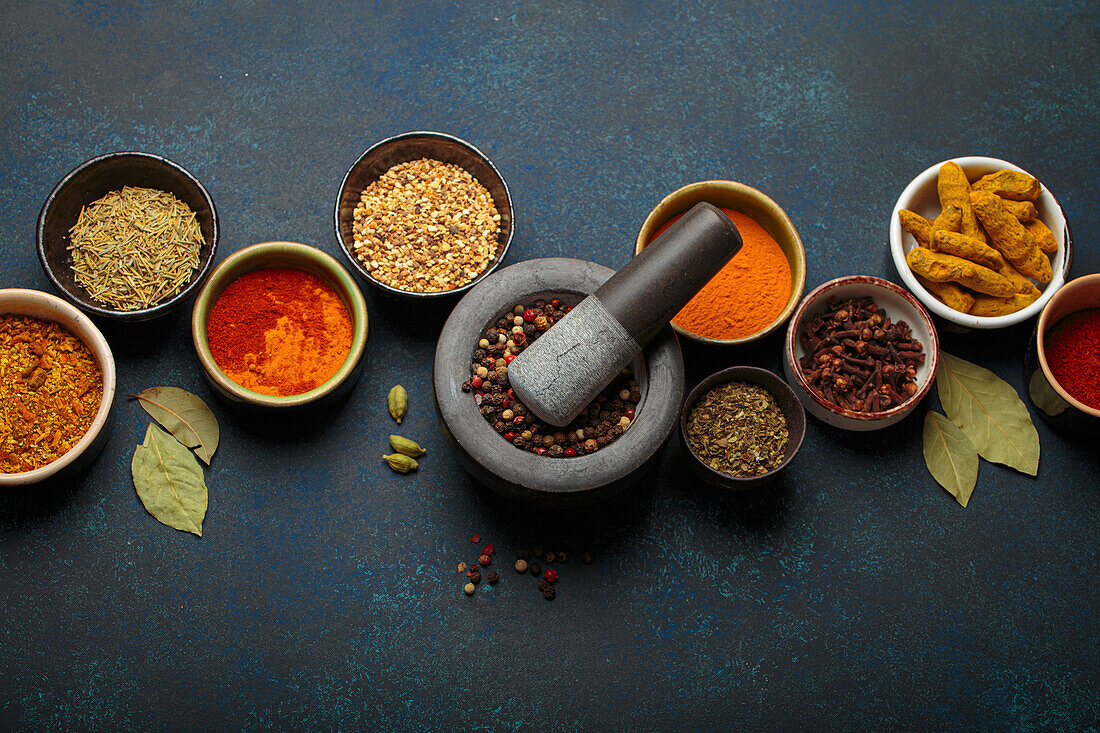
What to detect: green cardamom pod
<box><xmin>388</xmin><ymin>384</ymin><xmax>407</xmax><ymax>424</ymax></box>
<box><xmin>382</xmin><ymin>453</ymin><xmax>418</xmax><ymax>474</ymax></box>
<box><xmin>389</xmin><ymin>435</ymin><xmax>426</xmax><ymax>457</ymax></box>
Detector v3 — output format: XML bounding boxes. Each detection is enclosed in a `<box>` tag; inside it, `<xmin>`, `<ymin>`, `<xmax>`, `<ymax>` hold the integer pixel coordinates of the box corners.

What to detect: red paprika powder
<box><xmin>206</xmin><ymin>268</ymin><xmax>353</xmax><ymax>397</ymax></box>
<box><xmin>1043</xmin><ymin>307</ymin><xmax>1100</xmax><ymax>410</ymax></box>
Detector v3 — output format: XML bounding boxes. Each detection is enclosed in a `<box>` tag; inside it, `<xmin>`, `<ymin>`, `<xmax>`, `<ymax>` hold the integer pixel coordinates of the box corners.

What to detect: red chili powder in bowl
<box><xmin>1043</xmin><ymin>307</ymin><xmax>1100</xmax><ymax>410</ymax></box>
<box><xmin>206</xmin><ymin>268</ymin><xmax>354</xmax><ymax>397</ymax></box>
<box><xmin>649</xmin><ymin>207</ymin><xmax>792</xmax><ymax>340</ymax></box>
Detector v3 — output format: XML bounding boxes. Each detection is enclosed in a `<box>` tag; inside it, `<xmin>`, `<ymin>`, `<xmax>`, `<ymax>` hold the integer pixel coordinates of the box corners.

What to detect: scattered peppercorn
<box><xmin>544</xmin><ymin>569</ymin><xmax>559</xmax><ymax>584</ymax></box>
<box><xmin>470</xmin><ymin>533</ymin><xmax>481</xmax><ymax>544</ymax></box>
<box><xmin>529</xmin><ymin>562</ymin><xmax>542</xmax><ymax>577</ymax></box>
<box><xmin>533</xmin><ymin>546</ymin><xmax>544</xmax><ymax>558</ymax></box>
<box><xmin>537</xmin><ymin>580</ymin><xmax>551</xmax><ymax>593</ymax></box>
<box><xmin>479</xmin><ymin>554</ymin><xmax>491</xmax><ymax>566</ymax></box>
<box><xmin>465</xmin><ymin>298</ymin><xmax>640</xmax><ymax>457</ymax></box>
<box><xmin>482</xmin><ymin>544</ymin><xmax>495</xmax><ymax>556</ymax></box>
<box><xmin>557</xmin><ymin>551</ymin><xmax>568</xmax><ymax>563</ymax></box>
<box><xmin>515</xmin><ymin>559</ymin><xmax>528</xmax><ymax>573</ymax></box>
<box><xmin>457</xmin><ymin>562</ymin><xmax>467</xmax><ymax>572</ymax></box>
<box><xmin>464</xmin><ymin>583</ymin><xmax>476</xmax><ymax>596</ymax></box>
<box><xmin>544</xmin><ymin>551</ymin><xmax>556</xmax><ymax>563</ymax></box>
<box><xmin>487</xmin><ymin>571</ymin><xmax>499</xmax><ymax>585</ymax></box>
<box><xmin>582</xmin><ymin>552</ymin><xmax>593</xmax><ymax>565</ymax></box>
<box><xmin>517</xmin><ymin>548</ymin><xmax>530</xmax><ymax>560</ymax></box>
<box><xmin>542</xmin><ymin>586</ymin><xmax>556</xmax><ymax>601</ymax></box>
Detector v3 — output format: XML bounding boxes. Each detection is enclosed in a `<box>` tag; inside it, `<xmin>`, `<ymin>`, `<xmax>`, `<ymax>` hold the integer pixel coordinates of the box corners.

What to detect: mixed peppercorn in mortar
<box><xmin>351</xmin><ymin>158</ymin><xmax>501</xmax><ymax>293</ymax></box>
<box><xmin>0</xmin><ymin>315</ymin><xmax>103</xmax><ymax>473</ymax></box>
<box><xmin>462</xmin><ymin>298</ymin><xmax>641</xmax><ymax>457</ymax></box>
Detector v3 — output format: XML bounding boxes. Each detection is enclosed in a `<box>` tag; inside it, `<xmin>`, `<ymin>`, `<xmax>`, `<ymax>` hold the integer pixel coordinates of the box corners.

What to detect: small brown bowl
<box><xmin>634</xmin><ymin>180</ymin><xmax>805</xmax><ymax>345</ymax></box>
<box><xmin>784</xmin><ymin>276</ymin><xmax>939</xmax><ymax>431</ymax></box>
<box><xmin>1024</xmin><ymin>273</ymin><xmax>1100</xmax><ymax>433</ymax></box>
<box><xmin>333</xmin><ymin>131</ymin><xmax>514</xmax><ymax>299</ymax></box>
<box><xmin>37</xmin><ymin>151</ymin><xmax>219</xmax><ymax>322</ymax></box>
<box><xmin>679</xmin><ymin>366</ymin><xmax>806</xmax><ymax>490</ymax></box>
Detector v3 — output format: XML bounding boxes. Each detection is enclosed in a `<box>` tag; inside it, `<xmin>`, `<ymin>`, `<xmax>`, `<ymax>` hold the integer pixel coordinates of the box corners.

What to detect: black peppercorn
<box><xmin>487</xmin><ymin>571</ymin><xmax>499</xmax><ymax>585</ymax></box>
<box><xmin>542</xmin><ymin>586</ymin><xmax>556</xmax><ymax>600</ymax></box>
<box><xmin>529</xmin><ymin>562</ymin><xmax>542</xmax><ymax>577</ymax></box>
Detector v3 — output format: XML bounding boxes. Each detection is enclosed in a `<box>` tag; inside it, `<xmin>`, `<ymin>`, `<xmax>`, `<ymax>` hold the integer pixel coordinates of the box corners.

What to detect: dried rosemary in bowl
<box><xmin>68</xmin><ymin>186</ymin><xmax>204</xmax><ymax>310</ymax></box>
<box><xmin>685</xmin><ymin>382</ymin><xmax>789</xmax><ymax>477</ymax></box>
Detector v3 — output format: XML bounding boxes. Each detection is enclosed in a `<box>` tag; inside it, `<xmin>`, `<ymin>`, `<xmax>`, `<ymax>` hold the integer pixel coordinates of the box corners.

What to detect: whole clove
<box><xmin>798</xmin><ymin>296</ymin><xmax>925</xmax><ymax>413</ymax></box>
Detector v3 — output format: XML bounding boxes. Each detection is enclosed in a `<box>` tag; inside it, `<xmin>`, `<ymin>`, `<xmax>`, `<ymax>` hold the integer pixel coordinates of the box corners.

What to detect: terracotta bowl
<box><xmin>0</xmin><ymin>289</ymin><xmax>116</xmax><ymax>486</ymax></box>
<box><xmin>634</xmin><ymin>180</ymin><xmax>805</xmax><ymax>345</ymax></box>
<box><xmin>37</xmin><ymin>151</ymin><xmax>219</xmax><ymax>322</ymax></box>
<box><xmin>784</xmin><ymin>276</ymin><xmax>939</xmax><ymax>431</ymax></box>
<box><xmin>1024</xmin><ymin>273</ymin><xmax>1100</xmax><ymax>433</ymax></box>
<box><xmin>679</xmin><ymin>366</ymin><xmax>806</xmax><ymax>490</ymax></box>
<box><xmin>889</xmin><ymin>156</ymin><xmax>1072</xmax><ymax>329</ymax></box>
<box><xmin>333</xmin><ymin>130</ymin><xmax>514</xmax><ymax>299</ymax></box>
<box><xmin>190</xmin><ymin>242</ymin><xmax>369</xmax><ymax>409</ymax></box>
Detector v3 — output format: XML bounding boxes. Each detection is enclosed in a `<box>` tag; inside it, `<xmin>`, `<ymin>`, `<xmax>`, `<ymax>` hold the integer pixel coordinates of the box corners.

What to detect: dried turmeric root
<box><xmin>931</xmin><ymin>230</ymin><xmax>1005</xmax><ymax>270</ymax></box>
<box><xmin>969</xmin><ymin>290</ymin><xmax>1042</xmax><ymax>317</ymax></box>
<box><xmin>973</xmin><ymin>169</ymin><xmax>1042</xmax><ymax>201</ymax></box>
<box><xmin>914</xmin><ymin>274</ymin><xmax>975</xmax><ymax>314</ymax></box>
<box><xmin>1023</xmin><ymin>217</ymin><xmax>1057</xmax><ymax>253</ymax></box>
<box><xmin>969</xmin><ymin>190</ymin><xmax>1052</xmax><ymax>283</ymax></box>
<box><xmin>938</xmin><ymin>162</ymin><xmax>986</xmax><ymax>243</ymax></box>
<box><xmin>906</xmin><ymin>246</ymin><xmax>1015</xmax><ymax>297</ymax></box>
<box><xmin>995</xmin><ymin>260</ymin><xmax>1042</xmax><ymax>298</ymax></box>
<box><xmin>1002</xmin><ymin>199</ymin><xmax>1037</xmax><ymax>222</ymax></box>
<box><xmin>898</xmin><ymin>209</ymin><xmax>933</xmax><ymax>246</ymax></box>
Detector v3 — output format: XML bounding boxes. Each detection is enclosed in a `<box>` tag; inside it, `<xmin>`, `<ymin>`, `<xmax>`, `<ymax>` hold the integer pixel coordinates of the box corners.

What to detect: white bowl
<box><xmin>889</xmin><ymin>156</ymin><xmax>1072</xmax><ymax>329</ymax></box>
<box><xmin>784</xmin><ymin>276</ymin><xmax>939</xmax><ymax>431</ymax></box>
<box><xmin>0</xmin><ymin>289</ymin><xmax>116</xmax><ymax>486</ymax></box>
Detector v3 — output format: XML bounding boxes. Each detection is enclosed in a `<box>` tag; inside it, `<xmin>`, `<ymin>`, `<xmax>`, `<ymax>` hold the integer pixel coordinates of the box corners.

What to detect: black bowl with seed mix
<box><xmin>333</xmin><ymin>131</ymin><xmax>514</xmax><ymax>299</ymax></box>
<box><xmin>461</xmin><ymin>297</ymin><xmax>642</xmax><ymax>458</ymax></box>
<box><xmin>432</xmin><ymin>257</ymin><xmax>685</xmax><ymax>505</ymax></box>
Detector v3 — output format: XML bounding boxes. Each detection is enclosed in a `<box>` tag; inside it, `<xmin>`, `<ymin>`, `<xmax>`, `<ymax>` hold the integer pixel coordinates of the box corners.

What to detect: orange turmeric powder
<box><xmin>650</xmin><ymin>207</ymin><xmax>792</xmax><ymax>340</ymax></box>
<box><xmin>206</xmin><ymin>268</ymin><xmax>354</xmax><ymax>396</ymax></box>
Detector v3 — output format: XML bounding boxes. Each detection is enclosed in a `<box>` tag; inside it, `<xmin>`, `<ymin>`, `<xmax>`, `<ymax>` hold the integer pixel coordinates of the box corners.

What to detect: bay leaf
<box><xmin>131</xmin><ymin>423</ymin><xmax>208</xmax><ymax>536</ymax></box>
<box><xmin>923</xmin><ymin>411</ymin><xmax>980</xmax><ymax>507</ymax></box>
<box><xmin>937</xmin><ymin>352</ymin><xmax>1040</xmax><ymax>476</ymax></box>
<box><xmin>131</xmin><ymin>386</ymin><xmax>219</xmax><ymax>464</ymax></box>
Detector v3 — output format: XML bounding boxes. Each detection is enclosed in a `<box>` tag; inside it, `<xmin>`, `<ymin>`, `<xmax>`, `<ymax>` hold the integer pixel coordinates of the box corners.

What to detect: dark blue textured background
<box><xmin>1</xmin><ymin>1</ymin><xmax>1097</xmax><ymax>730</ymax></box>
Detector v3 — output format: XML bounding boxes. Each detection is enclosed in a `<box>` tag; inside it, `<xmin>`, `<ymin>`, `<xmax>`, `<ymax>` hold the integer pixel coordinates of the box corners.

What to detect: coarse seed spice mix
<box><xmin>0</xmin><ymin>315</ymin><xmax>103</xmax><ymax>473</ymax></box>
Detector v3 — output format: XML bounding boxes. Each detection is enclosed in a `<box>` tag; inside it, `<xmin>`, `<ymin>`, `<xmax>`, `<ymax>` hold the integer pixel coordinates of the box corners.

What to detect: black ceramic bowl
<box><xmin>679</xmin><ymin>366</ymin><xmax>806</xmax><ymax>490</ymax></box>
<box><xmin>433</xmin><ymin>258</ymin><xmax>684</xmax><ymax>506</ymax></box>
<box><xmin>333</xmin><ymin>131</ymin><xmax>514</xmax><ymax>299</ymax></box>
<box><xmin>37</xmin><ymin>151</ymin><xmax>219</xmax><ymax>322</ymax></box>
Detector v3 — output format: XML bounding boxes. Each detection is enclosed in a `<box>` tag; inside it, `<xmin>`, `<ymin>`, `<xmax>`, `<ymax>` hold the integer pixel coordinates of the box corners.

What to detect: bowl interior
<box><xmin>1036</xmin><ymin>274</ymin><xmax>1100</xmax><ymax>416</ymax></box>
<box><xmin>335</xmin><ymin>132</ymin><xmax>514</xmax><ymax>297</ymax></box>
<box><xmin>787</xmin><ymin>277</ymin><xmax>939</xmax><ymax>419</ymax></box>
<box><xmin>890</xmin><ymin>156</ymin><xmax>1070</xmax><ymax>328</ymax></box>
<box><xmin>635</xmin><ymin>181</ymin><xmax>805</xmax><ymax>344</ymax></box>
<box><xmin>38</xmin><ymin>152</ymin><xmax>218</xmax><ymax>321</ymax></box>
<box><xmin>680</xmin><ymin>366</ymin><xmax>806</xmax><ymax>484</ymax></box>
<box><xmin>191</xmin><ymin>242</ymin><xmax>368</xmax><ymax>407</ymax></box>
<box><xmin>0</xmin><ymin>289</ymin><xmax>116</xmax><ymax>485</ymax></box>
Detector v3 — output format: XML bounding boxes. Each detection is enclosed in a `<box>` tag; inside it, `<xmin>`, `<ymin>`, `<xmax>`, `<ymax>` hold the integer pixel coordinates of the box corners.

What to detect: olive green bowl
<box><xmin>190</xmin><ymin>242</ymin><xmax>369</xmax><ymax>409</ymax></box>
<box><xmin>634</xmin><ymin>180</ymin><xmax>806</xmax><ymax>346</ymax></box>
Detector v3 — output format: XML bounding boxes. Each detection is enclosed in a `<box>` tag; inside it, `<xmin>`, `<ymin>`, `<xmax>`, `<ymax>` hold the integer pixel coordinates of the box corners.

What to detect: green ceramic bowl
<box><xmin>191</xmin><ymin>241</ymin><xmax>369</xmax><ymax>408</ymax></box>
<box><xmin>634</xmin><ymin>180</ymin><xmax>806</xmax><ymax>346</ymax></box>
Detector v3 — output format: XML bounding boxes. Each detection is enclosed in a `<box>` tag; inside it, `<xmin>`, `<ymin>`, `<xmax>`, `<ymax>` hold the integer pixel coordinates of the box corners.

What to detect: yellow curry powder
<box><xmin>0</xmin><ymin>315</ymin><xmax>103</xmax><ymax>473</ymax></box>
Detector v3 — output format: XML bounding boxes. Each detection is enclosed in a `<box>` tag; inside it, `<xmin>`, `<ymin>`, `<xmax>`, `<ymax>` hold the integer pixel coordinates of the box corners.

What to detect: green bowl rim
<box><xmin>190</xmin><ymin>241</ymin><xmax>369</xmax><ymax>407</ymax></box>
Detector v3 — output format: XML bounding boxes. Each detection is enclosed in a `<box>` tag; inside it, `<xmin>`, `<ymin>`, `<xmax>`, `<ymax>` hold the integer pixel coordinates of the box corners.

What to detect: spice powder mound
<box><xmin>206</xmin><ymin>268</ymin><xmax>354</xmax><ymax>397</ymax></box>
<box><xmin>685</xmin><ymin>382</ymin><xmax>789</xmax><ymax>477</ymax></box>
<box><xmin>352</xmin><ymin>158</ymin><xmax>500</xmax><ymax>293</ymax></box>
<box><xmin>0</xmin><ymin>315</ymin><xmax>103</xmax><ymax>474</ymax></box>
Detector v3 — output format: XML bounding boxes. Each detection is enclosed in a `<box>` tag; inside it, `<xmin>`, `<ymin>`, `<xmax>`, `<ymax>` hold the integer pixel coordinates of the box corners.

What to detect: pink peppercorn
<box><xmin>544</xmin><ymin>569</ymin><xmax>558</xmax><ymax>583</ymax></box>
<box><xmin>523</xmin><ymin>309</ymin><xmax>536</xmax><ymax>322</ymax></box>
<box><xmin>482</xmin><ymin>543</ymin><xmax>495</xmax><ymax>556</ymax></box>
<box><xmin>479</xmin><ymin>554</ymin><xmax>491</xmax><ymax>566</ymax></box>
